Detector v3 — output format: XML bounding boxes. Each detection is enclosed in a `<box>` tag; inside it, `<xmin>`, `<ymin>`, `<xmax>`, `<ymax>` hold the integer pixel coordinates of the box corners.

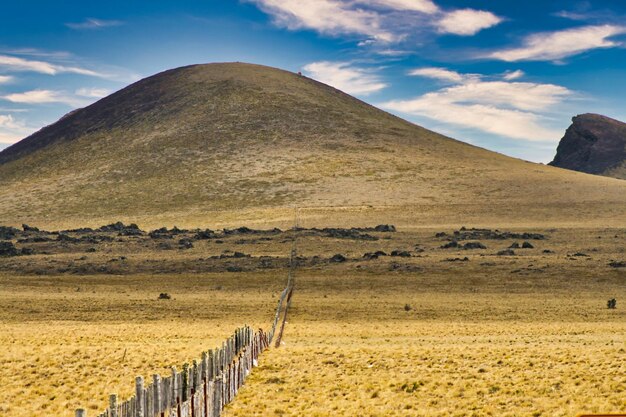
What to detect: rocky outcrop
<box><xmin>549</xmin><ymin>114</ymin><xmax>626</xmax><ymax>179</ymax></box>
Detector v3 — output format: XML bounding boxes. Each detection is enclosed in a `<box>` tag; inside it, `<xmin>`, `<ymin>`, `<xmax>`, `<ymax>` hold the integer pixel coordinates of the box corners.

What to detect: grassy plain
<box><xmin>1</xmin><ymin>226</ymin><xmax>624</xmax><ymax>416</ymax></box>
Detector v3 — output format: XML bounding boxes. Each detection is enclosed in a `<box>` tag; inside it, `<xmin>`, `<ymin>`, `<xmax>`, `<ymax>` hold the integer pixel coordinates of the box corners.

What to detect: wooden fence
<box><xmin>78</xmin><ymin>272</ymin><xmax>295</xmax><ymax>417</ymax></box>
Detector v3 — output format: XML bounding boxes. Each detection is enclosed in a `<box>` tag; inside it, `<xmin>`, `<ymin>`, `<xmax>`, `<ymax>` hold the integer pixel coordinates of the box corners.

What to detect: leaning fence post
<box><xmin>135</xmin><ymin>376</ymin><xmax>144</xmax><ymax>417</ymax></box>
<box><xmin>76</xmin><ymin>409</ymin><xmax>86</xmax><ymax>417</ymax></box>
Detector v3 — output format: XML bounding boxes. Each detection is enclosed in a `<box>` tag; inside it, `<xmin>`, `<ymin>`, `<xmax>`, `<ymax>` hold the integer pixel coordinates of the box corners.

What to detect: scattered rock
<box><xmin>323</xmin><ymin>228</ymin><xmax>378</xmax><ymax>241</ymax></box>
<box><xmin>226</xmin><ymin>265</ymin><xmax>243</xmax><ymax>272</ymax></box>
<box><xmin>223</xmin><ymin>227</ymin><xmax>281</xmax><ymax>236</ymax></box>
<box><xmin>20</xmin><ymin>247</ymin><xmax>35</xmax><ymax>255</ymax></box>
<box><xmin>363</xmin><ymin>250</ymin><xmax>388</xmax><ymax>260</ymax></box>
<box><xmin>0</xmin><ymin>226</ymin><xmax>19</xmax><ymax>240</ymax></box>
<box><xmin>390</xmin><ymin>250</ymin><xmax>411</xmax><ymax>257</ymax></box>
<box><xmin>22</xmin><ymin>224</ymin><xmax>39</xmax><ymax>232</ymax></box>
<box><xmin>178</xmin><ymin>238</ymin><xmax>194</xmax><ymax>249</ymax></box>
<box><xmin>509</xmin><ymin>242</ymin><xmax>520</xmax><ymax>249</ymax></box>
<box><xmin>607</xmin><ymin>298</ymin><xmax>617</xmax><ymax>309</ymax></box>
<box><xmin>609</xmin><ymin>261</ymin><xmax>626</xmax><ymax>268</ymax></box>
<box><xmin>497</xmin><ymin>249</ymin><xmax>516</xmax><ymax>256</ymax></box>
<box><xmin>98</xmin><ymin>222</ymin><xmax>143</xmax><ymax>235</ymax></box>
<box><xmin>194</xmin><ymin>229</ymin><xmax>216</xmax><ymax>239</ymax></box>
<box><xmin>522</xmin><ymin>241</ymin><xmax>534</xmax><ymax>249</ymax></box>
<box><xmin>330</xmin><ymin>254</ymin><xmax>347</xmax><ymax>263</ymax></box>
<box><xmin>373</xmin><ymin>224</ymin><xmax>396</xmax><ymax>232</ymax></box>
<box><xmin>0</xmin><ymin>241</ymin><xmax>19</xmax><ymax>257</ymax></box>
<box><xmin>542</xmin><ymin>249</ymin><xmax>554</xmax><ymax>254</ymax></box>
<box><xmin>441</xmin><ymin>241</ymin><xmax>460</xmax><ymax>249</ymax></box>
<box><xmin>56</xmin><ymin>234</ymin><xmax>80</xmax><ymax>243</ymax></box>
<box><xmin>463</xmin><ymin>242</ymin><xmax>486</xmax><ymax>250</ymax></box>
<box><xmin>437</xmin><ymin>228</ymin><xmax>546</xmax><ymax>241</ymax></box>
<box><xmin>158</xmin><ymin>293</ymin><xmax>171</xmax><ymax>300</ymax></box>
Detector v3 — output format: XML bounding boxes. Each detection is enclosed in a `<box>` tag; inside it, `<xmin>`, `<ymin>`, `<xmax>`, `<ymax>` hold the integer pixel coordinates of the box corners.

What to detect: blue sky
<box><xmin>1</xmin><ymin>1</ymin><xmax>626</xmax><ymax>162</ymax></box>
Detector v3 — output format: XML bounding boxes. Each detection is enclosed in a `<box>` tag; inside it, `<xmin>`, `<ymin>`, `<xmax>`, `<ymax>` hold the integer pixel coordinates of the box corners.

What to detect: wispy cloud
<box><xmin>66</xmin><ymin>18</ymin><xmax>124</xmax><ymax>30</ymax></box>
<box><xmin>0</xmin><ymin>114</ymin><xmax>35</xmax><ymax>144</ymax></box>
<box><xmin>0</xmin><ymin>75</ymin><xmax>13</xmax><ymax>84</ymax></box>
<box><xmin>503</xmin><ymin>70</ymin><xmax>524</xmax><ymax>80</ymax></box>
<box><xmin>2</xmin><ymin>90</ymin><xmax>87</xmax><ymax>107</ymax></box>
<box><xmin>488</xmin><ymin>24</ymin><xmax>626</xmax><ymax>62</ymax></box>
<box><xmin>0</xmin><ymin>54</ymin><xmax>104</xmax><ymax>77</ymax></box>
<box><xmin>250</xmin><ymin>0</ymin><xmax>395</xmax><ymax>41</ymax></box>
<box><xmin>75</xmin><ymin>87</ymin><xmax>111</xmax><ymax>98</ymax></box>
<box><xmin>303</xmin><ymin>61</ymin><xmax>387</xmax><ymax>95</ymax></box>
<box><xmin>381</xmin><ymin>69</ymin><xmax>572</xmax><ymax>141</ymax></box>
<box><xmin>368</xmin><ymin>0</ymin><xmax>438</xmax><ymax>14</ymax></box>
<box><xmin>250</xmin><ymin>0</ymin><xmax>502</xmax><ymax>44</ymax></box>
<box><xmin>408</xmin><ymin>67</ymin><xmax>466</xmax><ymax>83</ymax></box>
<box><xmin>437</xmin><ymin>9</ymin><xmax>502</xmax><ymax>36</ymax></box>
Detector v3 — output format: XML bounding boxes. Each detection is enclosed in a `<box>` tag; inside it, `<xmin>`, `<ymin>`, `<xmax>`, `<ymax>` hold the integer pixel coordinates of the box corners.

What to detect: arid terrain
<box><xmin>1</xmin><ymin>64</ymin><xmax>626</xmax><ymax>230</ymax></box>
<box><xmin>1</xmin><ymin>62</ymin><xmax>625</xmax><ymax>417</ymax></box>
<box><xmin>1</xmin><ymin>222</ymin><xmax>624</xmax><ymax>416</ymax></box>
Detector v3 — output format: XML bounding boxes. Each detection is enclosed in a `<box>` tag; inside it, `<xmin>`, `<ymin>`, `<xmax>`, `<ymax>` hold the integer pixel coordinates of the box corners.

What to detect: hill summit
<box><xmin>549</xmin><ymin>113</ymin><xmax>626</xmax><ymax>180</ymax></box>
<box><xmin>1</xmin><ymin>63</ymin><xmax>625</xmax><ymax>229</ymax></box>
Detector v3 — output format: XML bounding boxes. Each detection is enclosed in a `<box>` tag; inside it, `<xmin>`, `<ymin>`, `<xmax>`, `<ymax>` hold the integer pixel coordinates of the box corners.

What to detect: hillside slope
<box><xmin>549</xmin><ymin>113</ymin><xmax>626</xmax><ymax>180</ymax></box>
<box><xmin>1</xmin><ymin>63</ymin><xmax>625</xmax><ymax>229</ymax></box>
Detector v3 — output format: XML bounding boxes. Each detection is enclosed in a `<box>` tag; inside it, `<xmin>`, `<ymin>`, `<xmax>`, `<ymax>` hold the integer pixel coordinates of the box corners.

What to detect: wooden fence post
<box><xmin>171</xmin><ymin>367</ymin><xmax>178</xmax><ymax>408</ymax></box>
<box><xmin>208</xmin><ymin>350</ymin><xmax>215</xmax><ymax>381</ymax></box>
<box><xmin>153</xmin><ymin>374</ymin><xmax>161</xmax><ymax>416</ymax></box>
<box><xmin>109</xmin><ymin>394</ymin><xmax>118</xmax><ymax>417</ymax></box>
<box><xmin>76</xmin><ymin>409</ymin><xmax>86</xmax><ymax>417</ymax></box>
<box><xmin>135</xmin><ymin>376</ymin><xmax>144</xmax><ymax>417</ymax></box>
<box><xmin>190</xmin><ymin>388</ymin><xmax>195</xmax><ymax>417</ymax></box>
<box><xmin>182</xmin><ymin>363</ymin><xmax>189</xmax><ymax>402</ymax></box>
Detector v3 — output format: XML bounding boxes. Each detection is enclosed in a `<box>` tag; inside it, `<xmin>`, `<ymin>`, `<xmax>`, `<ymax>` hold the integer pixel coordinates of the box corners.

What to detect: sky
<box><xmin>1</xmin><ymin>1</ymin><xmax>626</xmax><ymax>162</ymax></box>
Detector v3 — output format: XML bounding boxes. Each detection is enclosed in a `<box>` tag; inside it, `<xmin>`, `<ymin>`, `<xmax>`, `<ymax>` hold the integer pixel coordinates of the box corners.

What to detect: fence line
<box><xmin>80</xmin><ymin>274</ymin><xmax>295</xmax><ymax>417</ymax></box>
<box><xmin>78</xmin><ymin>214</ymin><xmax>299</xmax><ymax>417</ymax></box>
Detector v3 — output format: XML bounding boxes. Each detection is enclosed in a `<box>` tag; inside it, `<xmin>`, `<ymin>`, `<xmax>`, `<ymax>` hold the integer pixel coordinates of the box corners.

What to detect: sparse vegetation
<box><xmin>1</xmin><ymin>226</ymin><xmax>624</xmax><ymax>416</ymax></box>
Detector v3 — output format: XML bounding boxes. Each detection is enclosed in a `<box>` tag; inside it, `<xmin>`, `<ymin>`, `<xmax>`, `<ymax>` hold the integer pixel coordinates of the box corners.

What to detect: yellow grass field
<box><xmin>1</xmin><ymin>227</ymin><xmax>624</xmax><ymax>416</ymax></box>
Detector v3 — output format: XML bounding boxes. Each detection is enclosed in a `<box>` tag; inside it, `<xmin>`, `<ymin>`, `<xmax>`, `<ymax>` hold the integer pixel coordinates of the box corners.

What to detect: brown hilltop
<box><xmin>549</xmin><ymin>113</ymin><xmax>626</xmax><ymax>180</ymax></box>
<box><xmin>1</xmin><ymin>62</ymin><xmax>625</xmax><ymax>229</ymax></box>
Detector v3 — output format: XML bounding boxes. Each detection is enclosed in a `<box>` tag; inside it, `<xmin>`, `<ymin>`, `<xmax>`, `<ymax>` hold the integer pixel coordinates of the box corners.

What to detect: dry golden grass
<box><xmin>0</xmin><ymin>273</ymin><xmax>283</xmax><ymax>417</ymax></box>
<box><xmin>1</xmin><ymin>227</ymin><xmax>624</xmax><ymax>416</ymax></box>
<box><xmin>1</xmin><ymin>63</ymin><xmax>625</xmax><ymax>230</ymax></box>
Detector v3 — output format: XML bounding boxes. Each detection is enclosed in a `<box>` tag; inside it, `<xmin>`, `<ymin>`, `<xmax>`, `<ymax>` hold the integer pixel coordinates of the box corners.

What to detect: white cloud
<box><xmin>2</xmin><ymin>90</ymin><xmax>86</xmax><ymax>107</ymax></box>
<box><xmin>66</xmin><ymin>18</ymin><xmax>124</xmax><ymax>30</ymax></box>
<box><xmin>251</xmin><ymin>0</ymin><xmax>501</xmax><ymax>43</ymax></box>
<box><xmin>367</xmin><ymin>0</ymin><xmax>438</xmax><ymax>14</ymax></box>
<box><xmin>489</xmin><ymin>24</ymin><xmax>626</xmax><ymax>62</ymax></box>
<box><xmin>409</xmin><ymin>67</ymin><xmax>465</xmax><ymax>83</ymax></box>
<box><xmin>0</xmin><ymin>54</ymin><xmax>104</xmax><ymax>77</ymax></box>
<box><xmin>437</xmin><ymin>9</ymin><xmax>502</xmax><ymax>36</ymax></box>
<box><xmin>250</xmin><ymin>0</ymin><xmax>395</xmax><ymax>41</ymax></box>
<box><xmin>75</xmin><ymin>87</ymin><xmax>110</xmax><ymax>98</ymax></box>
<box><xmin>0</xmin><ymin>114</ymin><xmax>34</xmax><ymax>144</ymax></box>
<box><xmin>0</xmin><ymin>75</ymin><xmax>13</xmax><ymax>84</ymax></box>
<box><xmin>381</xmin><ymin>70</ymin><xmax>572</xmax><ymax>142</ymax></box>
<box><xmin>303</xmin><ymin>61</ymin><xmax>387</xmax><ymax>95</ymax></box>
<box><xmin>503</xmin><ymin>70</ymin><xmax>525</xmax><ymax>80</ymax></box>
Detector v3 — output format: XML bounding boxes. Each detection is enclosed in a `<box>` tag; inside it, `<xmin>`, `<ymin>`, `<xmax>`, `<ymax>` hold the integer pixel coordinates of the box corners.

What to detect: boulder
<box><xmin>463</xmin><ymin>242</ymin><xmax>486</xmax><ymax>250</ymax></box>
<box><xmin>330</xmin><ymin>254</ymin><xmax>347</xmax><ymax>263</ymax></box>
<box><xmin>0</xmin><ymin>241</ymin><xmax>19</xmax><ymax>257</ymax></box>
<box><xmin>497</xmin><ymin>249</ymin><xmax>515</xmax><ymax>256</ymax></box>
